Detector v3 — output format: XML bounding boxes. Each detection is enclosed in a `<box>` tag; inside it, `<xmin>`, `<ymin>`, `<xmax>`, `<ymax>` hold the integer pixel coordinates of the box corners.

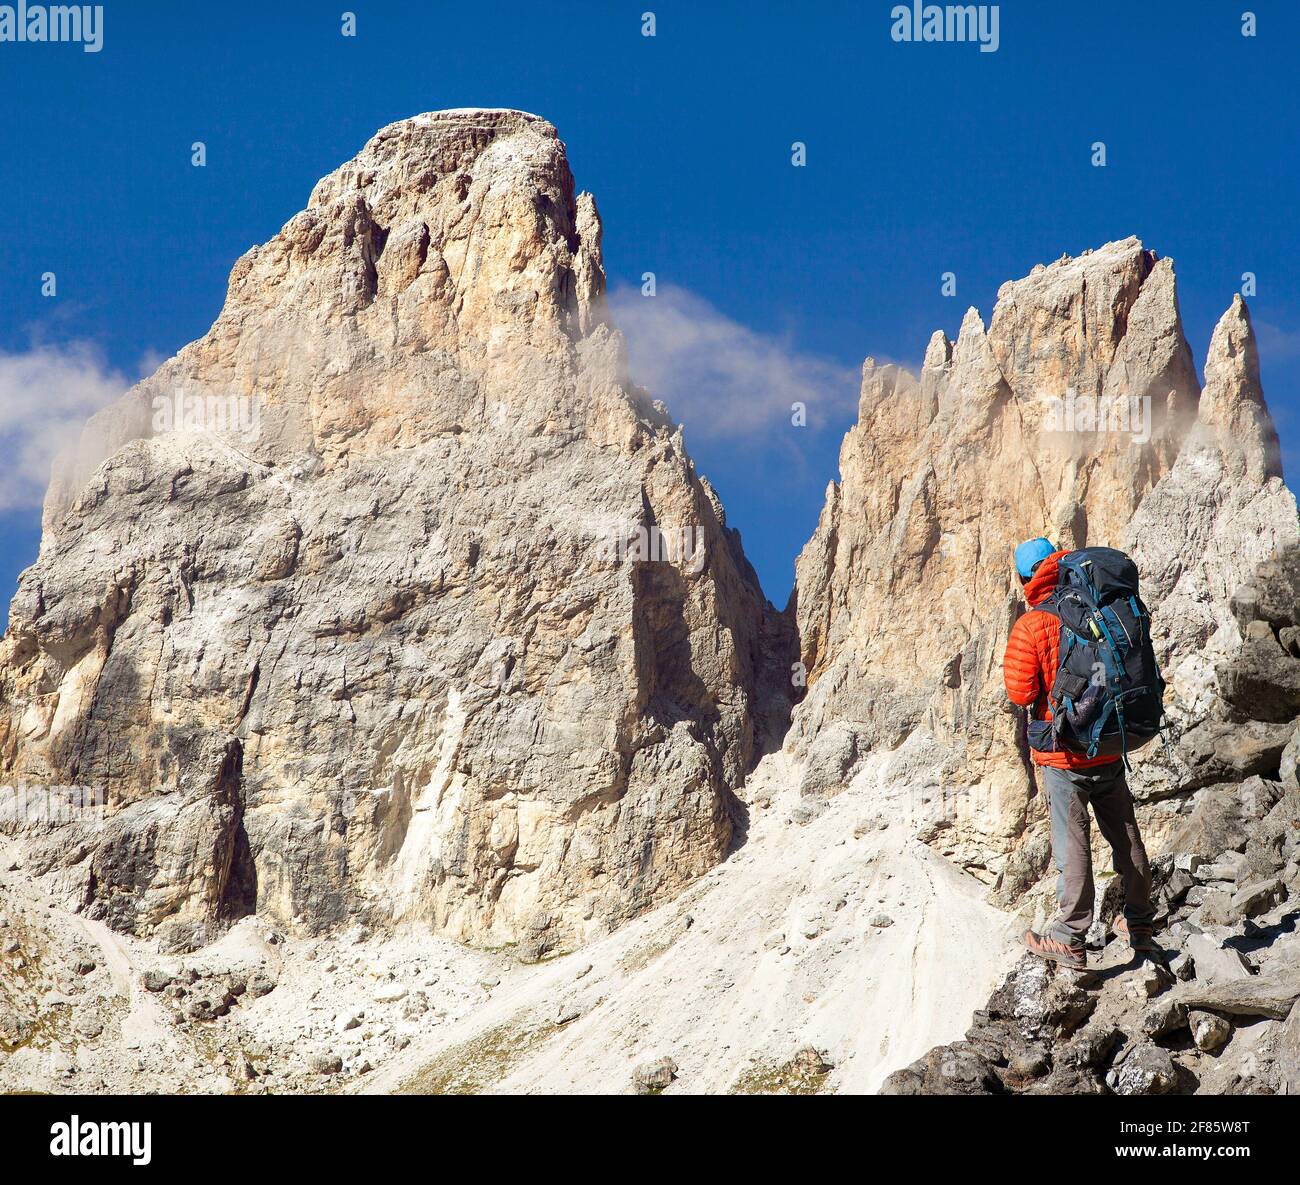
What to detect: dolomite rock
<box><xmin>1</xmin><ymin>106</ymin><xmax>1297</xmax><ymax>1095</ymax></box>
<box><xmin>1218</xmin><ymin>546</ymin><xmax>1300</xmax><ymax>724</ymax></box>
<box><xmin>789</xmin><ymin>239</ymin><xmax>1297</xmax><ymax>880</ymax></box>
<box><xmin>1173</xmin><ymin>718</ymin><xmax>1292</xmax><ymax>792</ymax></box>
<box><xmin>1182</xmin><ymin>933</ymin><xmax>1251</xmax><ymax>987</ymax></box>
<box><xmin>1175</xmin><ymin>969</ymin><xmax>1300</xmax><ymax>1022</ymax></box>
<box><xmin>0</xmin><ymin>110</ymin><xmax>790</xmax><ymax>951</ymax></box>
<box><xmin>1126</xmin><ymin>296</ymin><xmax>1293</xmax><ymax>723</ymax></box>
<box><xmin>1109</xmin><ymin>1043</ymin><xmax>1178</xmax><ymax>1096</ymax></box>
<box><xmin>632</xmin><ymin>1055</ymin><xmax>677</xmax><ymax>1093</ymax></box>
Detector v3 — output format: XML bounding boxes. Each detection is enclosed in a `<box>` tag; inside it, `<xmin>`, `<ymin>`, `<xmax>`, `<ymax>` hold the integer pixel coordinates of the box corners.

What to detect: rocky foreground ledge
<box><xmin>884</xmin><ymin>550</ymin><xmax>1300</xmax><ymax>1095</ymax></box>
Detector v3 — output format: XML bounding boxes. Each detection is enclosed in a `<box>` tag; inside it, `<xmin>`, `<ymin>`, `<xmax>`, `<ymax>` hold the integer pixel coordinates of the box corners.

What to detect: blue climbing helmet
<box><xmin>1014</xmin><ymin>536</ymin><xmax>1056</xmax><ymax>580</ymax></box>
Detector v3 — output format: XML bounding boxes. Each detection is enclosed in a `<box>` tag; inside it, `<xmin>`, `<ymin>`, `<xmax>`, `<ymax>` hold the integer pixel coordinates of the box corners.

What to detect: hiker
<box><xmin>1003</xmin><ymin>537</ymin><xmax>1158</xmax><ymax>968</ymax></box>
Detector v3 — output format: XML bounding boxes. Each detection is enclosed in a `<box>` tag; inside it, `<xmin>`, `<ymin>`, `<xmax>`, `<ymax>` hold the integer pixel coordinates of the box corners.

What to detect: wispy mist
<box><xmin>609</xmin><ymin>284</ymin><xmax>860</xmax><ymax>442</ymax></box>
<box><xmin>0</xmin><ymin>343</ymin><xmax>129</xmax><ymax>512</ymax></box>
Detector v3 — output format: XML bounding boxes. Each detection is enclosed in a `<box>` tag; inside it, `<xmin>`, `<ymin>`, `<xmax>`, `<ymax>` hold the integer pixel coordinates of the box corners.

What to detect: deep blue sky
<box><xmin>2</xmin><ymin>1</ymin><xmax>1297</xmax><ymax>614</ymax></box>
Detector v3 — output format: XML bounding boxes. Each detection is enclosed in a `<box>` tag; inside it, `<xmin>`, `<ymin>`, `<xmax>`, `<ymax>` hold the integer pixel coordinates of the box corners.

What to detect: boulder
<box><xmin>1194</xmin><ymin>889</ymin><xmax>1237</xmax><ymax>928</ymax></box>
<box><xmin>880</xmin><ymin>1043</ymin><xmax>1001</xmax><ymax>1096</ymax></box>
<box><xmin>1194</xmin><ymin>852</ymin><xmax>1246</xmax><ymax>883</ymax></box>
<box><xmin>1175</xmin><ymin>968</ymin><xmax>1300</xmax><ymax>1021</ymax></box>
<box><xmin>1219</xmin><ymin>630</ymin><xmax>1300</xmax><ymax>723</ymax></box>
<box><xmin>1231</xmin><ymin>548</ymin><xmax>1300</xmax><ymax>633</ymax></box>
<box><xmin>1281</xmin><ymin>726</ymin><xmax>1300</xmax><ymax>793</ymax></box>
<box><xmin>1184</xmin><ymin>933</ymin><xmax>1253</xmax><ymax>985</ymax></box>
<box><xmin>1229</xmin><ymin>878</ymin><xmax>1285</xmax><ymax>919</ymax></box>
<box><xmin>1109</xmin><ymin>1043</ymin><xmax>1178</xmax><ymax>1095</ymax></box>
<box><xmin>632</xmin><ymin>1056</ymin><xmax>678</xmax><ymax>1094</ymax></box>
<box><xmin>1166</xmin><ymin>785</ymin><xmax>1251</xmax><ymax>863</ymax></box>
<box><xmin>1188</xmin><ymin>1010</ymin><xmax>1232</xmax><ymax>1053</ymax></box>
<box><xmin>1175</xmin><ymin>718</ymin><xmax>1292</xmax><ymax>791</ymax></box>
<box><xmin>1140</xmin><ymin>999</ymin><xmax>1188</xmax><ymax>1039</ymax></box>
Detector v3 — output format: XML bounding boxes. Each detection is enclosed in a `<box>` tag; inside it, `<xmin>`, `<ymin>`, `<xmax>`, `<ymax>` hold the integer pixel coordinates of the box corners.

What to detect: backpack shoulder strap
<box><xmin>1033</xmin><ymin>591</ymin><xmax>1062</xmax><ymax>619</ymax></box>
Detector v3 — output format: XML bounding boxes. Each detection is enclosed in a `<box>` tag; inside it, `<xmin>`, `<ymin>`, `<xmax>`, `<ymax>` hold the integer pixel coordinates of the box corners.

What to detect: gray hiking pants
<box><xmin>1041</xmin><ymin>762</ymin><xmax>1155</xmax><ymax>946</ymax></box>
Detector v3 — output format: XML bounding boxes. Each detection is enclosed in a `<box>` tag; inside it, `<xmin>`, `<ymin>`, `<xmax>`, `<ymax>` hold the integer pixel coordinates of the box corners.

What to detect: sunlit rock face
<box><xmin>0</xmin><ymin>110</ymin><xmax>790</xmax><ymax>953</ymax></box>
<box><xmin>2</xmin><ymin>112</ymin><xmax>1292</xmax><ymax>987</ymax></box>
<box><xmin>790</xmin><ymin>239</ymin><xmax>1296</xmax><ymax>883</ymax></box>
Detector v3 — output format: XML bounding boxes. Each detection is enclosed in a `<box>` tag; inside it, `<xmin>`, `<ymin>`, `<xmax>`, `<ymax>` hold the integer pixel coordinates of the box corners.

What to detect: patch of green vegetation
<box><xmin>618</xmin><ymin>933</ymin><xmax>677</xmax><ymax>975</ymax></box>
<box><xmin>729</xmin><ymin>1056</ymin><xmax>832</xmax><ymax>1096</ymax></box>
<box><xmin>0</xmin><ymin>915</ymin><xmax>63</xmax><ymax>1056</ymax></box>
<box><xmin>0</xmin><ymin>1008</ymin><xmax>60</xmax><ymax>1056</ymax></box>
<box><xmin>397</xmin><ymin>1014</ymin><xmax>558</xmax><ymax>1095</ymax></box>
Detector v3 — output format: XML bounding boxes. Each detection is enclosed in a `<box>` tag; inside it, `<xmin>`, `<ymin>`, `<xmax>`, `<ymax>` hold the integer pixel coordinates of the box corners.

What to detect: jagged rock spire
<box><xmin>789</xmin><ymin>238</ymin><xmax>1297</xmax><ymax>883</ymax></box>
<box><xmin>1199</xmin><ymin>294</ymin><xmax>1282</xmax><ymax>483</ymax></box>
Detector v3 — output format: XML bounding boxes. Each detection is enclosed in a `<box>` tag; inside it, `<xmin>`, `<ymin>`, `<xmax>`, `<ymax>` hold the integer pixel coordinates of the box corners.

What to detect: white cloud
<box><xmin>609</xmin><ymin>284</ymin><xmax>859</xmax><ymax>440</ymax></box>
<box><xmin>1256</xmin><ymin>320</ymin><xmax>1300</xmax><ymax>362</ymax></box>
<box><xmin>0</xmin><ymin>343</ymin><xmax>130</xmax><ymax>513</ymax></box>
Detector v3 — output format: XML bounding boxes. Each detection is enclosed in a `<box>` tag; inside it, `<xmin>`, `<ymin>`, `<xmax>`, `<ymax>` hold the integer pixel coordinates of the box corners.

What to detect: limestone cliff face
<box><xmin>790</xmin><ymin>239</ymin><xmax>1297</xmax><ymax>882</ymax></box>
<box><xmin>1</xmin><ymin>122</ymin><xmax>1290</xmax><ymax>980</ymax></box>
<box><xmin>0</xmin><ymin>110</ymin><xmax>785</xmax><ymax>953</ymax></box>
<box><xmin>1126</xmin><ymin>296</ymin><xmax>1287</xmax><ymax>684</ymax></box>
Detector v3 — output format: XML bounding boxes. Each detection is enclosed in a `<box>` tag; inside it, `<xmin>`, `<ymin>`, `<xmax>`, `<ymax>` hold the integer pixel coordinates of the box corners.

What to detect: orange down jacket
<box><xmin>1003</xmin><ymin>549</ymin><xmax>1119</xmax><ymax>769</ymax></box>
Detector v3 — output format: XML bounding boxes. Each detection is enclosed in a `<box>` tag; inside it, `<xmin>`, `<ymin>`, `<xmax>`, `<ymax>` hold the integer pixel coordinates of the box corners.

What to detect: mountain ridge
<box><xmin>1</xmin><ymin>112</ymin><xmax>1297</xmax><ymax>1095</ymax></box>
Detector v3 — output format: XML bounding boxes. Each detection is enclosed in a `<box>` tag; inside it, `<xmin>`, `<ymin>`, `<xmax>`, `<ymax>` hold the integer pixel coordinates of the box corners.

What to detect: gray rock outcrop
<box><xmin>0</xmin><ymin>110</ymin><xmax>791</xmax><ymax>952</ymax></box>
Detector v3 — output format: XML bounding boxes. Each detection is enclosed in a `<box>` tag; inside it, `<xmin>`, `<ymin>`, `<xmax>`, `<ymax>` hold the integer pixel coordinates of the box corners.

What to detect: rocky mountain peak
<box><xmin>43</xmin><ymin>109</ymin><xmax>631</xmax><ymax>524</ymax></box>
<box><xmin>789</xmin><ymin>238</ymin><xmax>1296</xmax><ymax>884</ymax></box>
<box><xmin>1</xmin><ymin>111</ymin><xmax>786</xmax><ymax>957</ymax></box>
<box><xmin>1</xmin><ymin>113</ymin><xmax>1297</xmax><ymax>1098</ymax></box>
<box><xmin>1198</xmin><ymin>294</ymin><xmax>1282</xmax><ymax>483</ymax></box>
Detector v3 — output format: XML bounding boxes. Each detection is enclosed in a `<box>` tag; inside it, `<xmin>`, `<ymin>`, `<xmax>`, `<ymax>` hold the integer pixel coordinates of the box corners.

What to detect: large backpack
<box><xmin>1026</xmin><ymin>547</ymin><xmax>1166</xmax><ymax>766</ymax></box>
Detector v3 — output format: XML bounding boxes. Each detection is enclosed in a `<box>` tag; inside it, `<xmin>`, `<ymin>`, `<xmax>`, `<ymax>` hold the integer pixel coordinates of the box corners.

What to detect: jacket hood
<box><xmin>1022</xmin><ymin>549</ymin><xmax>1067</xmax><ymax>607</ymax></box>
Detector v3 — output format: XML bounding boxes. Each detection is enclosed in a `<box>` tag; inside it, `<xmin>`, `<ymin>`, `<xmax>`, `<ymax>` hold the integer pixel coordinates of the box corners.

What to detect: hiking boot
<box><xmin>1113</xmin><ymin>915</ymin><xmax>1158</xmax><ymax>953</ymax></box>
<box><xmin>1023</xmin><ymin>929</ymin><xmax>1086</xmax><ymax>969</ymax></box>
